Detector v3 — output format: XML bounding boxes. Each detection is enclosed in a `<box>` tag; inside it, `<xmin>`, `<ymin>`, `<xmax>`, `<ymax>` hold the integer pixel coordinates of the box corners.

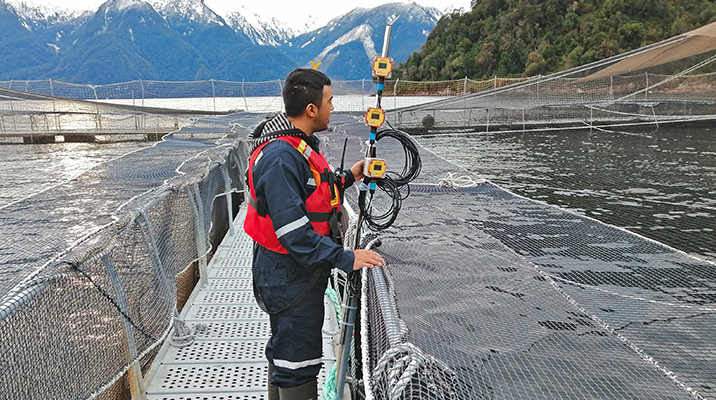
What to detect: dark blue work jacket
<box><xmin>250</xmin><ymin>130</ymin><xmax>356</xmax><ymax>310</ymax></box>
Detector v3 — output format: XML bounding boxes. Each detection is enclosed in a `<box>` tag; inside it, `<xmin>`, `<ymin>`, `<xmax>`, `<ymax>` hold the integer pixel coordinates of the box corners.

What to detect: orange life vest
<box><xmin>244</xmin><ymin>136</ymin><xmax>341</xmax><ymax>254</ymax></box>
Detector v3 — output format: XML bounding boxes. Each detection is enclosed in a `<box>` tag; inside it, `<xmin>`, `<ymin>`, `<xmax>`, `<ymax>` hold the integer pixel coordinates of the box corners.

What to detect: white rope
<box><xmin>436</xmin><ymin>172</ymin><xmax>483</xmax><ymax>188</ymax></box>
<box><xmin>170</xmin><ymin>311</ymin><xmax>207</xmax><ymax>348</ymax></box>
<box><xmin>373</xmin><ymin>342</ymin><xmax>459</xmax><ymax>400</ymax></box>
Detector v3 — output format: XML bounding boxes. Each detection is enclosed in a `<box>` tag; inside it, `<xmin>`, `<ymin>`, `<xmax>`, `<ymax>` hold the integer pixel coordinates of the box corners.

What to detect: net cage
<box><xmin>315</xmin><ymin>114</ymin><xmax>716</xmax><ymax>400</ymax></box>
<box><xmin>0</xmin><ymin>113</ymin><xmax>255</xmax><ymax>399</ymax></box>
<box><xmin>388</xmin><ymin>38</ymin><xmax>716</xmax><ymax>135</ymax></box>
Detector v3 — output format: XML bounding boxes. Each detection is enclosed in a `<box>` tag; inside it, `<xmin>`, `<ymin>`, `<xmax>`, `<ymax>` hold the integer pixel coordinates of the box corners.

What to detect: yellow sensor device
<box><xmin>364</xmin><ymin>158</ymin><xmax>387</xmax><ymax>179</ymax></box>
<box><xmin>365</xmin><ymin>107</ymin><xmax>385</xmax><ymax>128</ymax></box>
<box><xmin>372</xmin><ymin>57</ymin><xmax>394</xmax><ymax>78</ymax></box>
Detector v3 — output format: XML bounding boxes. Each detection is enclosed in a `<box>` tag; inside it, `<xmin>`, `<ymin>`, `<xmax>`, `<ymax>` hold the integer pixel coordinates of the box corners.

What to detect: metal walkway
<box><xmin>145</xmin><ymin>205</ymin><xmax>339</xmax><ymax>399</ymax></box>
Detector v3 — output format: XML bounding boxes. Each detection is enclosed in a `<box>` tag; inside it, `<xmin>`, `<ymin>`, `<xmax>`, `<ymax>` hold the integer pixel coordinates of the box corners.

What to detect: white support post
<box><xmin>211</xmin><ymin>79</ymin><xmax>216</xmax><ymax>112</ymax></box>
<box><xmin>361</xmin><ymin>78</ymin><xmax>365</xmax><ymax>110</ymax></box>
<box><xmin>102</xmin><ymin>254</ymin><xmax>147</xmax><ymax>400</ymax></box>
<box><xmin>486</xmin><ymin>109</ymin><xmax>490</xmax><ymax>132</ymax></box>
<box><xmin>189</xmin><ymin>183</ymin><xmax>209</xmax><ymax>286</ymax></box>
<box><xmin>241</xmin><ymin>79</ymin><xmax>249</xmax><ymax>112</ymax></box>
<box><xmin>92</xmin><ymin>85</ymin><xmax>102</xmax><ymax>130</ymax></box>
<box><xmin>221</xmin><ymin>167</ymin><xmax>235</xmax><ymax>237</ymax></box>
<box><xmin>393</xmin><ymin>78</ymin><xmax>399</xmax><ymax>109</ymax></box>
<box><xmin>610</xmin><ymin>76</ymin><xmax>614</xmax><ymax>101</ymax></box>
<box><xmin>278</xmin><ymin>79</ymin><xmax>284</xmax><ymax>110</ymax></box>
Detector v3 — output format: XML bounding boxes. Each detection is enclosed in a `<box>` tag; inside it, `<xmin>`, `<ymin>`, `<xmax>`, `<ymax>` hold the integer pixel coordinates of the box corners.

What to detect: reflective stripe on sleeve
<box><xmin>275</xmin><ymin>215</ymin><xmax>310</xmax><ymax>239</ymax></box>
<box><xmin>273</xmin><ymin>357</ymin><xmax>323</xmax><ymax>370</ymax></box>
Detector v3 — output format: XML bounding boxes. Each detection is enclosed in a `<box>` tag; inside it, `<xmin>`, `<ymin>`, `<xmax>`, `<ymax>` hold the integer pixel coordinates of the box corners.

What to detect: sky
<box><xmin>22</xmin><ymin>0</ymin><xmax>473</xmax><ymax>31</ymax></box>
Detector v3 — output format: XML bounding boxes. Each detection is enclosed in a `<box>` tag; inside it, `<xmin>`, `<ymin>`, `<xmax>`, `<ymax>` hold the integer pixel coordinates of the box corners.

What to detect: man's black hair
<box><xmin>283</xmin><ymin>68</ymin><xmax>331</xmax><ymax>117</ymax></box>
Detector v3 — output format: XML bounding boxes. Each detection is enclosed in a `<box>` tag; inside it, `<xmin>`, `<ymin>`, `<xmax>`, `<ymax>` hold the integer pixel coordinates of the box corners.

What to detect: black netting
<box><xmin>315</xmin><ymin>115</ymin><xmax>715</xmax><ymax>400</ymax></box>
<box><xmin>0</xmin><ymin>113</ymin><xmax>261</xmax><ymax>399</ymax></box>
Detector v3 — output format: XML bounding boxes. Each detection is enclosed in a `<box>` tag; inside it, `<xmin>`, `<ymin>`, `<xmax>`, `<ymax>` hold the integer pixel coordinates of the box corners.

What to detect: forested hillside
<box><xmin>396</xmin><ymin>0</ymin><xmax>716</xmax><ymax>80</ymax></box>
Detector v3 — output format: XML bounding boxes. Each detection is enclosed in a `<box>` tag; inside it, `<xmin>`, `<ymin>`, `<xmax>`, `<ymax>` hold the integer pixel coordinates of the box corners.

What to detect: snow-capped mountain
<box><xmin>150</xmin><ymin>0</ymin><xmax>252</xmax><ymax>79</ymax></box>
<box><xmin>150</xmin><ymin>0</ymin><xmax>296</xmax><ymax>81</ymax></box>
<box><xmin>282</xmin><ymin>2</ymin><xmax>441</xmax><ymax>79</ymax></box>
<box><xmin>7</xmin><ymin>1</ymin><xmax>82</xmax><ymax>31</ymax></box>
<box><xmin>0</xmin><ymin>1</ymin><xmax>58</xmax><ymax>78</ymax></box>
<box><xmin>224</xmin><ymin>7</ymin><xmax>298</xmax><ymax>47</ymax></box>
<box><xmin>150</xmin><ymin>0</ymin><xmax>224</xmax><ymax>28</ymax></box>
<box><xmin>51</xmin><ymin>0</ymin><xmax>212</xmax><ymax>83</ymax></box>
<box><xmin>0</xmin><ymin>0</ymin><xmax>442</xmax><ymax>83</ymax></box>
<box><xmin>6</xmin><ymin>1</ymin><xmax>90</xmax><ymax>56</ymax></box>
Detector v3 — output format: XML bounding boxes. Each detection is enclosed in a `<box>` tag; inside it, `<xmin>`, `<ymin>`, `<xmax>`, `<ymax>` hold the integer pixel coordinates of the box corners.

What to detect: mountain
<box><xmin>396</xmin><ymin>0</ymin><xmax>716</xmax><ymax>81</ymax></box>
<box><xmin>52</xmin><ymin>0</ymin><xmax>211</xmax><ymax>83</ymax></box>
<box><xmin>282</xmin><ymin>2</ymin><xmax>441</xmax><ymax>80</ymax></box>
<box><xmin>10</xmin><ymin>2</ymin><xmax>83</xmax><ymax>32</ymax></box>
<box><xmin>224</xmin><ymin>7</ymin><xmax>299</xmax><ymax>47</ymax></box>
<box><xmin>0</xmin><ymin>1</ymin><xmax>58</xmax><ymax>79</ymax></box>
<box><xmin>150</xmin><ymin>0</ymin><xmax>252</xmax><ymax>80</ymax></box>
<box><xmin>9</xmin><ymin>2</ymin><xmax>92</xmax><ymax>58</ymax></box>
<box><xmin>151</xmin><ymin>0</ymin><xmax>297</xmax><ymax>81</ymax></box>
<box><xmin>0</xmin><ymin>0</ymin><xmax>439</xmax><ymax>83</ymax></box>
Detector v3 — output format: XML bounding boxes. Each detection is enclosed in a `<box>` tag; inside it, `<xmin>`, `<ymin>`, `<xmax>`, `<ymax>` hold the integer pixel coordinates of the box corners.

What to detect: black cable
<box><xmin>378</xmin><ymin>121</ymin><xmax>422</xmax><ymax>188</ymax></box>
<box><xmin>359</xmin><ymin>122</ymin><xmax>422</xmax><ymax>231</ymax></box>
<box><xmin>360</xmin><ymin>174</ymin><xmax>402</xmax><ymax>231</ymax></box>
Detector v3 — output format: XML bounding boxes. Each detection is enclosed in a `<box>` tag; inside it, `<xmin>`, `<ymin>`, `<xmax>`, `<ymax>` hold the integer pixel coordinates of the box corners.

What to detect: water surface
<box><xmin>418</xmin><ymin>126</ymin><xmax>716</xmax><ymax>262</ymax></box>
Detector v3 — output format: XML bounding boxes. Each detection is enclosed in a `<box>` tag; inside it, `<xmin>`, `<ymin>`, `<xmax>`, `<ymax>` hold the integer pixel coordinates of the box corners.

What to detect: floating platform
<box><xmin>144</xmin><ymin>205</ymin><xmax>340</xmax><ymax>399</ymax></box>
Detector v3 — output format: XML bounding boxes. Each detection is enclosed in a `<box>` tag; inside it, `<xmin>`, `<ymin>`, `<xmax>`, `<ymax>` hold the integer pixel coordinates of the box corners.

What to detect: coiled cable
<box><xmin>359</xmin><ymin>123</ymin><xmax>422</xmax><ymax>231</ymax></box>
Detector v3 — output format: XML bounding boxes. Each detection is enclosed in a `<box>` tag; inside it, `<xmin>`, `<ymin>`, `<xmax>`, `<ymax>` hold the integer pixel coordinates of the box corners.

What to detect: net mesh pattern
<box><xmin>317</xmin><ymin>115</ymin><xmax>715</xmax><ymax>400</ymax></box>
<box><xmin>0</xmin><ymin>113</ymin><xmax>262</xmax><ymax>399</ymax></box>
<box><xmin>388</xmin><ymin>47</ymin><xmax>716</xmax><ymax>134</ymax></box>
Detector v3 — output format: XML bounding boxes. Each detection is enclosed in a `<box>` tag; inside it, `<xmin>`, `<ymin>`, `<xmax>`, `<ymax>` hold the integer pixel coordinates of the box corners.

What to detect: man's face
<box><xmin>314</xmin><ymin>85</ymin><xmax>334</xmax><ymax>132</ymax></box>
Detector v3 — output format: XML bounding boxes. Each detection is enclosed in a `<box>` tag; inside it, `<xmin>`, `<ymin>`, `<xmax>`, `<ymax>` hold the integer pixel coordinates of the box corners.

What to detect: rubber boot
<box><xmin>278</xmin><ymin>379</ymin><xmax>318</xmax><ymax>400</ymax></box>
<box><xmin>267</xmin><ymin>363</ymin><xmax>279</xmax><ymax>400</ymax></box>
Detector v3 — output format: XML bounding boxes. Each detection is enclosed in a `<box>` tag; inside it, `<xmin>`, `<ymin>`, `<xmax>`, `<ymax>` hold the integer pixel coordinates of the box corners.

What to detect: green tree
<box><xmin>396</xmin><ymin>0</ymin><xmax>710</xmax><ymax>81</ymax></box>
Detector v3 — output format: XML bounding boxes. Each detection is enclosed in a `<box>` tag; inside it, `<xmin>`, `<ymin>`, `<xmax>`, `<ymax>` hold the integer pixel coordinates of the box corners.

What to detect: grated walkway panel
<box><xmin>145</xmin><ymin>205</ymin><xmax>339</xmax><ymax>400</ymax></box>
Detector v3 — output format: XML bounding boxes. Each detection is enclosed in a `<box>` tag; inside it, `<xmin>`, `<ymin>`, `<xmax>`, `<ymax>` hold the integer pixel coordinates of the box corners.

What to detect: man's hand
<box><xmin>352</xmin><ymin>249</ymin><xmax>385</xmax><ymax>270</ymax></box>
<box><xmin>351</xmin><ymin>160</ymin><xmax>365</xmax><ymax>181</ymax></box>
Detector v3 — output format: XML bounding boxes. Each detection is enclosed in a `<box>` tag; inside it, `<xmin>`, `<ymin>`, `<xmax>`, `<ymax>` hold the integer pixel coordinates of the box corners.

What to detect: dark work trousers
<box><xmin>253</xmin><ymin>243</ymin><xmax>332</xmax><ymax>388</ymax></box>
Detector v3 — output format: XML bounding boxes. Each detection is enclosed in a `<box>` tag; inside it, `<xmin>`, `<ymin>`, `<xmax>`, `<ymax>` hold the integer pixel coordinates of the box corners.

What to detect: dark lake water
<box><xmin>418</xmin><ymin>125</ymin><xmax>716</xmax><ymax>263</ymax></box>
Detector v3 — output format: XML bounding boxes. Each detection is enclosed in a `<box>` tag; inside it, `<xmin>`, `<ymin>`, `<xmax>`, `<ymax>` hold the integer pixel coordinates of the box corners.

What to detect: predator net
<box><xmin>0</xmin><ymin>113</ymin><xmax>258</xmax><ymax>399</ymax></box>
<box><xmin>315</xmin><ymin>114</ymin><xmax>716</xmax><ymax>400</ymax></box>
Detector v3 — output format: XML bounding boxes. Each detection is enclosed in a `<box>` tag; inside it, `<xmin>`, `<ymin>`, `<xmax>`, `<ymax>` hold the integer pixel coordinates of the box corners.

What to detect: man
<box><xmin>244</xmin><ymin>68</ymin><xmax>384</xmax><ymax>400</ymax></box>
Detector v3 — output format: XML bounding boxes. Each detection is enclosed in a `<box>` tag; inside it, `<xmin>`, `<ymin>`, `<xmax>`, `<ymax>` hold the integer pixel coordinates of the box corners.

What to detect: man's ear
<box><xmin>306</xmin><ymin>103</ymin><xmax>318</xmax><ymax>118</ymax></box>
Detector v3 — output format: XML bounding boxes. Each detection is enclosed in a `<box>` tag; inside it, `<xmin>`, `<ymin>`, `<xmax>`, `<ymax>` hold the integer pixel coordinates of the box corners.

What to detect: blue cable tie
<box><xmin>369</xmin><ymin>182</ymin><xmax>377</xmax><ymax>190</ymax></box>
<box><xmin>369</xmin><ymin>133</ymin><xmax>376</xmax><ymax>140</ymax></box>
<box><xmin>377</xmin><ymin>83</ymin><xmax>384</xmax><ymax>91</ymax></box>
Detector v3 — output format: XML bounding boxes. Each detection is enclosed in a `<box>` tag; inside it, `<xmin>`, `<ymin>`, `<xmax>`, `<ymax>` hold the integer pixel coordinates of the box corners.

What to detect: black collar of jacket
<box><xmin>250</xmin><ymin>128</ymin><xmax>319</xmax><ymax>153</ymax></box>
